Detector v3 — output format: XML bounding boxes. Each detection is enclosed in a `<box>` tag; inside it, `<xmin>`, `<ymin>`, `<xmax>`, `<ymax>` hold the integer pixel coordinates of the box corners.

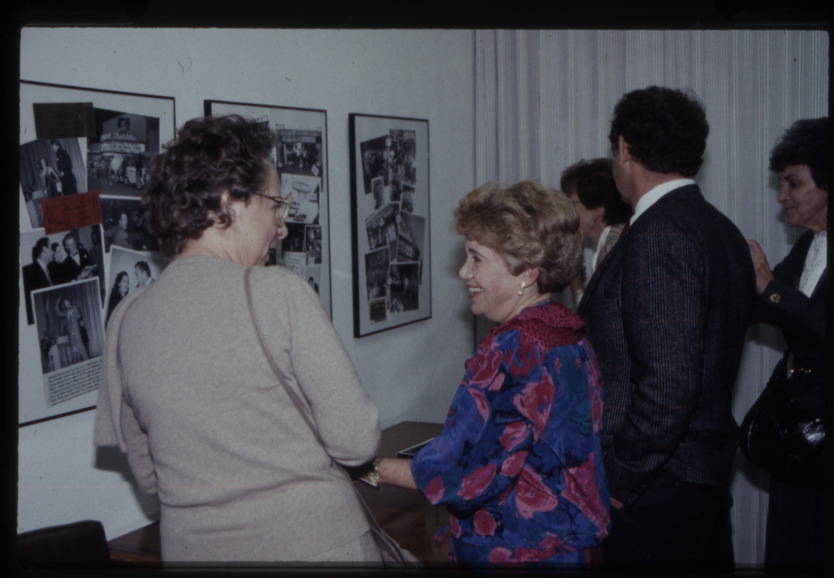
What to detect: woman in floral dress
<box><xmin>372</xmin><ymin>181</ymin><xmax>610</xmax><ymax>567</ymax></box>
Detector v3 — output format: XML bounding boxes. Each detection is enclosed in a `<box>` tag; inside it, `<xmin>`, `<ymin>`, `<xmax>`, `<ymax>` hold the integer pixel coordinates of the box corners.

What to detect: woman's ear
<box><xmin>211</xmin><ymin>190</ymin><xmax>236</xmax><ymax>226</ymax></box>
<box><xmin>522</xmin><ymin>267</ymin><xmax>541</xmax><ymax>285</ymax></box>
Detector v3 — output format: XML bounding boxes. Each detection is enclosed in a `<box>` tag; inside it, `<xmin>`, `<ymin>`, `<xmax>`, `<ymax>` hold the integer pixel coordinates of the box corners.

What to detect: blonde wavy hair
<box><xmin>452</xmin><ymin>180</ymin><xmax>583</xmax><ymax>293</ymax></box>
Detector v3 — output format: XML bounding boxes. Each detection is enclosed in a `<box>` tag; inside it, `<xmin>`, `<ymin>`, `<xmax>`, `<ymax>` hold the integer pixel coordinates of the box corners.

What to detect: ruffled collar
<box><xmin>482</xmin><ymin>300</ymin><xmax>584</xmax><ymax>350</ymax></box>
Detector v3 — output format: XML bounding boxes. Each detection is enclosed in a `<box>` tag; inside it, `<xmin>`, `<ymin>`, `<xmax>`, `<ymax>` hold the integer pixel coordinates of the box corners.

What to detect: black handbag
<box><xmin>739</xmin><ymin>356</ymin><xmax>825</xmax><ymax>488</ymax></box>
<box><xmin>244</xmin><ymin>268</ymin><xmax>421</xmax><ymax>567</ymax></box>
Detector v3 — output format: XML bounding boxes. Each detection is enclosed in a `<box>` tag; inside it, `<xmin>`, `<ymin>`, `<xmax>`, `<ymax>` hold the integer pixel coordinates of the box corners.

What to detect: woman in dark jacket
<box><xmin>745</xmin><ymin>117</ymin><xmax>827</xmax><ymax>571</ymax></box>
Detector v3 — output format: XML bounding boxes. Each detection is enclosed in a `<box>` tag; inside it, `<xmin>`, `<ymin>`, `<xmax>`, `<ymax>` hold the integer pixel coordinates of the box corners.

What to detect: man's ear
<box><xmin>616</xmin><ymin>135</ymin><xmax>632</xmax><ymax>164</ymax></box>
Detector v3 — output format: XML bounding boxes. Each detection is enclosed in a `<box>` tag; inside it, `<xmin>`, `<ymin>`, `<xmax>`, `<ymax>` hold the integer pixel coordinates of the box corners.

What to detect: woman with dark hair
<box><xmin>105</xmin><ymin>271</ymin><xmax>129</xmax><ymax>327</ymax></box>
<box><xmin>560</xmin><ymin>158</ymin><xmax>632</xmax><ymax>304</ymax></box>
<box><xmin>744</xmin><ymin>117</ymin><xmax>827</xmax><ymax>571</ymax></box>
<box><xmin>94</xmin><ymin>115</ymin><xmax>382</xmax><ymax>563</ymax></box>
<box><xmin>367</xmin><ymin>181</ymin><xmax>610</xmax><ymax>568</ymax></box>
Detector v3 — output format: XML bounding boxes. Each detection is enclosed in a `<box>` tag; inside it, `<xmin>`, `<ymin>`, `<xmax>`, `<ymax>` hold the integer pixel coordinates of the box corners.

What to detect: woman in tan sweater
<box><xmin>94</xmin><ymin>115</ymin><xmax>382</xmax><ymax>563</ymax></box>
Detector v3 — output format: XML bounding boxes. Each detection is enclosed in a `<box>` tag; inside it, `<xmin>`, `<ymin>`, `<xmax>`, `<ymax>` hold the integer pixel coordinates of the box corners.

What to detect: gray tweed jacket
<box><xmin>578</xmin><ymin>185</ymin><xmax>755</xmax><ymax>505</ymax></box>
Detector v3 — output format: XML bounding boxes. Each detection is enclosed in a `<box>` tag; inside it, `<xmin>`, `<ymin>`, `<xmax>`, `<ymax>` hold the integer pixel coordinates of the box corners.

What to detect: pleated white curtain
<box><xmin>474</xmin><ymin>28</ymin><xmax>828</xmax><ymax>567</ymax></box>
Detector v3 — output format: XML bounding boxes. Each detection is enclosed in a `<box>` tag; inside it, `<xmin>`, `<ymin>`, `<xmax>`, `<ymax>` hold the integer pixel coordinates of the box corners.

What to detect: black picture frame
<box><xmin>349</xmin><ymin>113</ymin><xmax>431</xmax><ymax>337</ymax></box>
<box><xmin>19</xmin><ymin>80</ymin><xmax>176</xmax><ymax>426</ymax></box>
<box><xmin>205</xmin><ymin>100</ymin><xmax>332</xmax><ymax>317</ymax></box>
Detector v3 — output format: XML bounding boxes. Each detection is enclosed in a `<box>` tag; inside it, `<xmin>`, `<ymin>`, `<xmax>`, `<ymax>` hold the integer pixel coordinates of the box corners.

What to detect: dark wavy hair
<box><xmin>560</xmin><ymin>158</ymin><xmax>633</xmax><ymax>226</ymax></box>
<box><xmin>112</xmin><ymin>271</ymin><xmax>129</xmax><ymax>295</ymax></box>
<box><xmin>32</xmin><ymin>236</ymin><xmax>50</xmax><ymax>262</ymax></box>
<box><xmin>453</xmin><ymin>180</ymin><xmax>583</xmax><ymax>293</ymax></box>
<box><xmin>144</xmin><ymin>114</ymin><xmax>274</xmax><ymax>258</ymax></box>
<box><xmin>608</xmin><ymin>86</ymin><xmax>709</xmax><ymax>178</ymax></box>
<box><xmin>769</xmin><ymin>117</ymin><xmax>829</xmax><ymax>190</ymax></box>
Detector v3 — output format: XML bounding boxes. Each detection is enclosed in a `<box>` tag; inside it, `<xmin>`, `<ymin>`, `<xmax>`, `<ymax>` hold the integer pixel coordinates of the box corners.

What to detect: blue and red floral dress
<box><xmin>410</xmin><ymin>301</ymin><xmax>610</xmax><ymax>567</ymax></box>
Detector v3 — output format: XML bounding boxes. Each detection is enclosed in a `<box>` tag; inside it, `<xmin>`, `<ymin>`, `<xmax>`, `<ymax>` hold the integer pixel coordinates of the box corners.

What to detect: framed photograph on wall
<box><xmin>349</xmin><ymin>113</ymin><xmax>431</xmax><ymax>337</ymax></box>
<box><xmin>18</xmin><ymin>80</ymin><xmax>175</xmax><ymax>426</ymax></box>
<box><xmin>205</xmin><ymin>100</ymin><xmax>332</xmax><ymax>317</ymax></box>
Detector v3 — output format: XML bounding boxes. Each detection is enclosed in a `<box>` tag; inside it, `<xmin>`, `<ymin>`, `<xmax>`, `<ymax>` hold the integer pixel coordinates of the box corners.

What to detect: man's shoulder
<box><xmin>22</xmin><ymin>262</ymin><xmax>42</xmax><ymax>279</ymax></box>
<box><xmin>651</xmin><ymin>184</ymin><xmax>704</xmax><ymax>213</ymax></box>
<box><xmin>646</xmin><ymin>185</ymin><xmax>739</xmax><ymax>232</ymax></box>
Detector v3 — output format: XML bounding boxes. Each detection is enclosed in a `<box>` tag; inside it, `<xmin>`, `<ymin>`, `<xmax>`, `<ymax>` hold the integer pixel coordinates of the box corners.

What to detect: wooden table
<box><xmin>356</xmin><ymin>420</ymin><xmax>448</xmax><ymax>564</ymax></box>
<box><xmin>107</xmin><ymin>420</ymin><xmax>447</xmax><ymax>566</ymax></box>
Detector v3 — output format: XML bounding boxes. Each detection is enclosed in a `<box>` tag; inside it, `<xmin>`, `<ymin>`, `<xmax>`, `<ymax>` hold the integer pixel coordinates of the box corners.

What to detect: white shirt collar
<box><xmin>593</xmin><ymin>225</ymin><xmax>614</xmax><ymax>269</ymax></box>
<box><xmin>799</xmin><ymin>230</ymin><xmax>827</xmax><ymax>296</ymax></box>
<box><xmin>631</xmin><ymin>178</ymin><xmax>696</xmax><ymax>224</ymax></box>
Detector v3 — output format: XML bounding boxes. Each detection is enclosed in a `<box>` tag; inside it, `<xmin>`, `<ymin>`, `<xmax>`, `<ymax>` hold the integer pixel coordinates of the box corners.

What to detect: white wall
<box><xmin>17</xmin><ymin>27</ymin><xmax>477</xmax><ymax>539</ymax></box>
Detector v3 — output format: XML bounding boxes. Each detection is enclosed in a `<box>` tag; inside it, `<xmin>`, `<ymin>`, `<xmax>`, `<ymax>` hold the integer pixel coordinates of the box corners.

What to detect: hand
<box><xmin>746</xmin><ymin>239</ymin><xmax>774</xmax><ymax>295</ymax></box>
<box><xmin>610</xmin><ymin>497</ymin><xmax>625</xmax><ymax>510</ymax></box>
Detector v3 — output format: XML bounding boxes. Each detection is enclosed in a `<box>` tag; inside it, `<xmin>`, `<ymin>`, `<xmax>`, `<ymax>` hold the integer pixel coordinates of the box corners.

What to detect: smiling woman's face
<box><xmin>777</xmin><ymin>164</ymin><xmax>828</xmax><ymax>233</ymax></box>
<box><xmin>458</xmin><ymin>238</ymin><xmax>525</xmax><ymax>324</ymax></box>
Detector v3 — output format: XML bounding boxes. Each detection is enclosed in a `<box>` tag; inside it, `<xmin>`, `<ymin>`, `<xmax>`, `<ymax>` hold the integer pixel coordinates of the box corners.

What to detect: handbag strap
<box><xmin>244</xmin><ymin>267</ymin><xmax>322</xmax><ymax>444</ymax></box>
<box><xmin>243</xmin><ymin>268</ymin><xmax>403</xmax><ymax>555</ymax></box>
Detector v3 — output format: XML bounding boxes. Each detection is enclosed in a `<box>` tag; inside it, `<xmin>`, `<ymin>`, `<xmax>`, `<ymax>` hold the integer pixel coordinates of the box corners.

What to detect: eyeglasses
<box><xmin>250</xmin><ymin>191</ymin><xmax>293</xmax><ymax>228</ymax></box>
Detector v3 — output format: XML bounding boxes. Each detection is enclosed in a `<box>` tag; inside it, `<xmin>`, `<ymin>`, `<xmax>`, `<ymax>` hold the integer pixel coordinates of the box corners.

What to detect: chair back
<box><xmin>17</xmin><ymin>519</ymin><xmax>111</xmax><ymax>569</ymax></box>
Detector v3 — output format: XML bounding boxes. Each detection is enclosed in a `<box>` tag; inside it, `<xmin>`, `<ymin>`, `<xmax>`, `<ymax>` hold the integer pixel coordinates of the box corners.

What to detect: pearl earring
<box><xmin>518</xmin><ymin>282</ymin><xmax>525</xmax><ymax>296</ymax></box>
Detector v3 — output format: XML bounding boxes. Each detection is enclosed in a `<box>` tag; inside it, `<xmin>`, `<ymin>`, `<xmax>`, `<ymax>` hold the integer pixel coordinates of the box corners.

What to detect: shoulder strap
<box><xmin>244</xmin><ymin>269</ymin><xmax>408</xmax><ymax>557</ymax></box>
<box><xmin>244</xmin><ymin>267</ymin><xmax>324</xmax><ymax>447</ymax></box>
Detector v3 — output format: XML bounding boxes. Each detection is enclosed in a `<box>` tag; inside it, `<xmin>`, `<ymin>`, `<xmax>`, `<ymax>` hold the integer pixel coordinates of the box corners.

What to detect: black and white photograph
<box><xmin>388</xmin><ymin>129</ymin><xmax>416</xmax><ymax>204</ymax></box>
<box><xmin>305</xmin><ymin>225</ymin><xmax>322</xmax><ymax>265</ymax></box>
<box><xmin>205</xmin><ymin>99</ymin><xmax>332</xmax><ymax>315</ymax></box>
<box><xmin>104</xmin><ymin>246</ymin><xmax>169</xmax><ymax>328</ymax></box>
<box><xmin>19</xmin><ymin>137</ymin><xmax>87</xmax><ymax>229</ymax></box>
<box><xmin>360</xmin><ymin>134</ymin><xmax>390</xmax><ymax>195</ymax></box>
<box><xmin>365</xmin><ymin>203</ymin><xmax>399</xmax><ymax>252</ymax></box>
<box><xmin>369</xmin><ymin>297</ymin><xmax>388</xmax><ymax>324</ymax></box>
<box><xmin>388</xmin><ymin>263</ymin><xmax>420</xmax><ymax>313</ymax></box>
<box><xmin>87</xmin><ymin>108</ymin><xmax>160</xmax><ymax>198</ymax></box>
<box><xmin>20</xmin><ymin>226</ymin><xmax>105</xmax><ymax>326</ymax></box>
<box><xmin>276</xmin><ymin>127</ymin><xmax>323</xmax><ymax>177</ymax></box>
<box><xmin>283</xmin><ymin>174</ymin><xmax>321</xmax><ymax>224</ymax></box>
<box><xmin>397</xmin><ymin>212</ymin><xmax>425</xmax><ymax>270</ymax></box>
<box><xmin>364</xmin><ymin>247</ymin><xmax>390</xmax><ymax>300</ymax></box>
<box><xmin>31</xmin><ymin>278</ymin><xmax>104</xmax><ymax>377</ymax></box>
<box><xmin>349</xmin><ymin>113</ymin><xmax>431</xmax><ymax>337</ymax></box>
<box><xmin>100</xmin><ymin>196</ymin><xmax>159</xmax><ymax>253</ymax></box>
<box><xmin>19</xmin><ymin>80</ymin><xmax>176</xmax><ymax>426</ymax></box>
<box><xmin>282</xmin><ymin>223</ymin><xmax>306</xmax><ymax>254</ymax></box>
<box><xmin>371</xmin><ymin>175</ymin><xmax>385</xmax><ymax>209</ymax></box>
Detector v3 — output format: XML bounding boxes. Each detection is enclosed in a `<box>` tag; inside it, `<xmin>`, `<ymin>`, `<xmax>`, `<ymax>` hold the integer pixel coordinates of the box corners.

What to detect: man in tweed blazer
<box><xmin>577</xmin><ymin>86</ymin><xmax>755</xmax><ymax>569</ymax></box>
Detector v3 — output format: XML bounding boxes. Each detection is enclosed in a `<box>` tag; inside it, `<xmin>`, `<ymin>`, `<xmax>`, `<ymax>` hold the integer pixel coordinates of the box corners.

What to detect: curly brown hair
<box><xmin>144</xmin><ymin>115</ymin><xmax>274</xmax><ymax>258</ymax></box>
<box><xmin>453</xmin><ymin>180</ymin><xmax>583</xmax><ymax>293</ymax></box>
